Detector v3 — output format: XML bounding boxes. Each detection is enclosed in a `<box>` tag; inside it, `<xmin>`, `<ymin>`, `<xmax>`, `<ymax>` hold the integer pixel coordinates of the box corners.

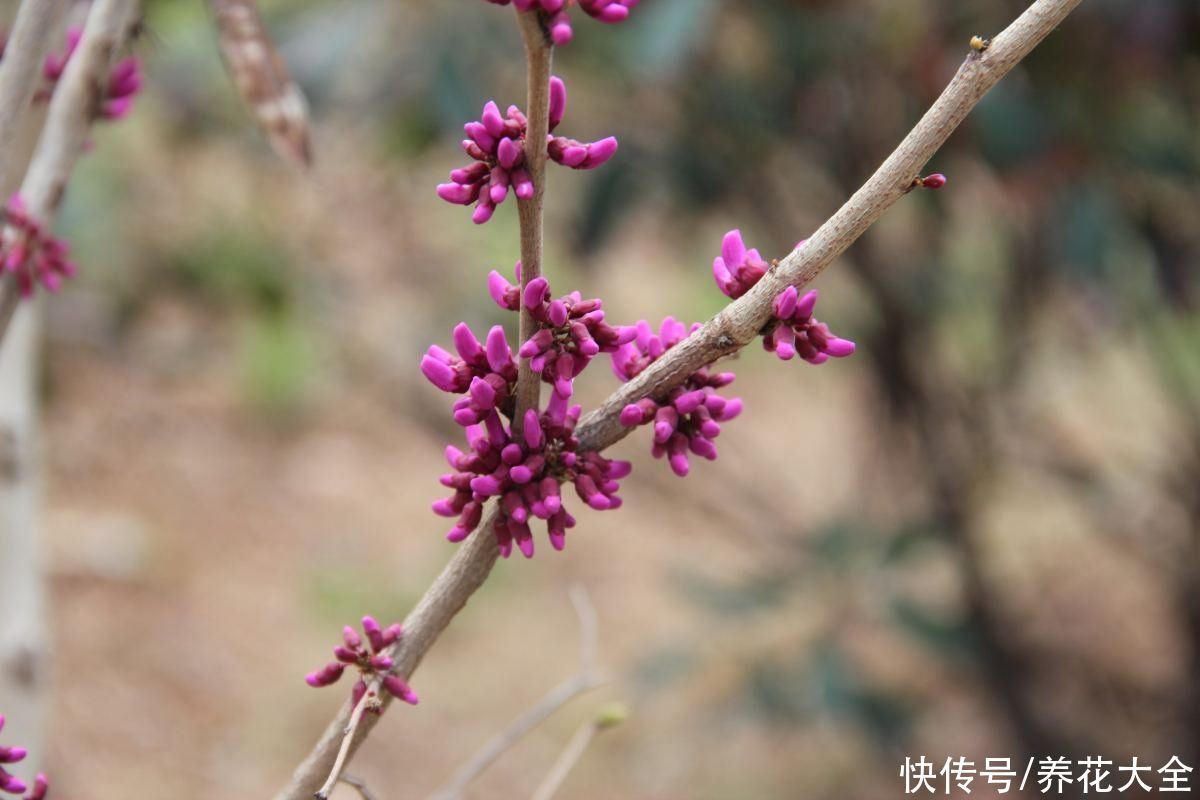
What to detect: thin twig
<box><xmin>0</xmin><ymin>0</ymin><xmax>141</xmax><ymax>343</ymax></box>
<box><xmin>428</xmin><ymin>587</ymin><xmax>605</xmax><ymax>800</ymax></box>
<box><xmin>316</xmin><ymin>682</ymin><xmax>379</xmax><ymax>800</ymax></box>
<box><xmin>528</xmin><ymin>710</ymin><xmax>621</xmax><ymax>800</ymax></box>
<box><xmin>275</xmin><ymin>2</ymin><xmax>1085</xmax><ymax>795</ymax></box>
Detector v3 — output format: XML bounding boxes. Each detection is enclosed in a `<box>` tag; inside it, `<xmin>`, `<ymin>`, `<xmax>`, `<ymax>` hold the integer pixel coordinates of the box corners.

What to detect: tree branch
<box><xmin>577</xmin><ymin>0</ymin><xmax>1082</xmax><ymax>452</ymax></box>
<box><xmin>275</xmin><ymin>1</ymin><xmax>1084</xmax><ymax>795</ymax></box>
<box><xmin>513</xmin><ymin>8</ymin><xmax>554</xmax><ymax>427</ymax></box>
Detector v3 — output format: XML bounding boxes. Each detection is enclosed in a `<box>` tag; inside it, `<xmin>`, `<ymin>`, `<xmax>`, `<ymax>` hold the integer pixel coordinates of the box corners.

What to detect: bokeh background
<box><xmin>2</xmin><ymin>0</ymin><xmax>1198</xmax><ymax>797</ymax></box>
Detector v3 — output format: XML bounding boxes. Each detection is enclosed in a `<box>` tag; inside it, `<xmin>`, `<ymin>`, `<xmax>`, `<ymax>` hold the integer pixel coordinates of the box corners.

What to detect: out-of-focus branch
<box><xmin>529</xmin><ymin>704</ymin><xmax>626</xmax><ymax>800</ymax></box>
<box><xmin>0</xmin><ymin>0</ymin><xmax>68</xmax><ymax>333</ymax></box>
<box><xmin>207</xmin><ymin>0</ymin><xmax>313</xmax><ymax>167</ymax></box>
<box><xmin>0</xmin><ymin>0</ymin><xmax>67</xmax><ymax>190</ymax></box>
<box><xmin>0</xmin><ymin>0</ymin><xmax>142</xmax><ymax>342</ymax></box>
<box><xmin>429</xmin><ymin>588</ymin><xmax>605</xmax><ymax>800</ymax></box>
<box><xmin>0</xmin><ymin>0</ymin><xmax>138</xmax><ymax>765</ymax></box>
<box><xmin>276</xmin><ymin>2</ymin><xmax>1084</xmax><ymax>795</ymax></box>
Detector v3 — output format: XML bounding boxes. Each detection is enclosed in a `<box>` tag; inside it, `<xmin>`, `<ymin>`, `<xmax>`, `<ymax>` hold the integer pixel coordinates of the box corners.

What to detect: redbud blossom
<box><xmin>1</xmin><ymin>195</ymin><xmax>76</xmax><ymax>298</ymax></box>
<box><xmin>482</xmin><ymin>0</ymin><xmax>641</xmax><ymax>45</ymax></box>
<box><xmin>434</xmin><ymin>390</ymin><xmax>629</xmax><ymax>558</ymax></box>
<box><xmin>712</xmin><ymin>229</ymin><xmax>770</xmax><ymax>299</ymax></box>
<box><xmin>437</xmin><ymin>76</ymin><xmax>617</xmax><ymax>224</ymax></box>
<box><xmin>913</xmin><ymin>173</ymin><xmax>947</xmax><ymax>190</ymax></box>
<box><xmin>708</xmin><ymin>230</ymin><xmax>856</xmax><ymax>365</ymax></box>
<box><xmin>421</xmin><ymin>323</ymin><xmax>520</xmax><ymax>426</ymax></box>
<box><xmin>489</xmin><ymin>263</ymin><xmax>635</xmax><ymax>399</ymax></box>
<box><xmin>41</xmin><ymin>28</ymin><xmax>142</xmax><ymax>120</ymax></box>
<box><xmin>305</xmin><ymin>617</ymin><xmax>418</xmax><ymax>711</ymax></box>
<box><xmin>613</xmin><ymin>318</ymin><xmax>744</xmax><ymax>477</ymax></box>
<box><xmin>764</xmin><ymin>287</ymin><xmax>857</xmax><ymax>364</ymax></box>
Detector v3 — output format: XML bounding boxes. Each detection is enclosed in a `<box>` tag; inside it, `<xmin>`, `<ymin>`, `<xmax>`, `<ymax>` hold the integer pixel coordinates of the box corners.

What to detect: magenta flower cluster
<box><xmin>2</xmin><ymin>195</ymin><xmax>76</xmax><ymax>298</ymax></box>
<box><xmin>425</xmin><ymin>266</ymin><xmax>637</xmax><ymax>556</ymax></box>
<box><xmin>0</xmin><ymin>715</ymin><xmax>47</xmax><ymax>800</ymax></box>
<box><xmin>437</xmin><ymin>76</ymin><xmax>617</xmax><ymax>224</ymax></box>
<box><xmin>766</xmin><ymin>286</ymin><xmax>856</xmax><ymax>364</ymax></box>
<box><xmin>711</xmin><ymin>230</ymin><xmax>856</xmax><ymax>364</ymax></box>
<box><xmin>614</xmin><ymin>318</ymin><xmax>744</xmax><ymax>477</ymax></box>
<box><xmin>0</xmin><ymin>28</ymin><xmax>141</xmax><ymax>303</ymax></box>
<box><xmin>421</xmin><ymin>323</ymin><xmax>519</xmax><ymax>426</ymax></box>
<box><xmin>712</xmin><ymin>229</ymin><xmax>769</xmax><ymax>300</ymax></box>
<box><xmin>306</xmin><ymin>617</ymin><xmax>418</xmax><ymax>712</ymax></box>
<box><xmin>41</xmin><ymin>27</ymin><xmax>142</xmax><ymax>121</ymax></box>
<box><xmin>434</xmin><ymin>386</ymin><xmax>630</xmax><ymax>558</ymax></box>
<box><xmin>483</xmin><ymin>0</ymin><xmax>641</xmax><ymax>46</ymax></box>
<box><xmin>490</xmin><ymin>263</ymin><xmax>635</xmax><ymax>399</ymax></box>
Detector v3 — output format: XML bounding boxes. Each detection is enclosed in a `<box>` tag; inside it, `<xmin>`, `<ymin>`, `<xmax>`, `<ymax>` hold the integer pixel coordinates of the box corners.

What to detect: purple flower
<box><xmin>490</xmin><ymin>264</ymin><xmax>635</xmax><ymax>398</ymax></box>
<box><xmin>421</xmin><ymin>323</ymin><xmax>519</xmax><ymax>426</ymax></box>
<box><xmin>437</xmin><ymin>76</ymin><xmax>617</xmax><ymax>224</ymax></box>
<box><xmin>40</xmin><ymin>28</ymin><xmax>141</xmax><ymax>120</ymax></box>
<box><xmin>482</xmin><ymin>0</ymin><xmax>640</xmax><ymax>45</ymax></box>
<box><xmin>305</xmin><ymin>616</ymin><xmax>418</xmax><ymax>711</ymax></box>
<box><xmin>101</xmin><ymin>55</ymin><xmax>142</xmax><ymax>121</ymax></box>
<box><xmin>613</xmin><ymin>318</ymin><xmax>744</xmax><ymax>477</ymax></box>
<box><xmin>712</xmin><ymin>229</ymin><xmax>770</xmax><ymax>300</ymax></box>
<box><xmin>1</xmin><ymin>194</ymin><xmax>77</xmax><ymax>299</ymax></box>
<box><xmin>0</xmin><ymin>714</ymin><xmax>46</xmax><ymax>799</ymax></box>
<box><xmin>434</xmin><ymin>389</ymin><xmax>629</xmax><ymax>558</ymax></box>
<box><xmin>764</xmin><ymin>287</ymin><xmax>856</xmax><ymax>365</ymax></box>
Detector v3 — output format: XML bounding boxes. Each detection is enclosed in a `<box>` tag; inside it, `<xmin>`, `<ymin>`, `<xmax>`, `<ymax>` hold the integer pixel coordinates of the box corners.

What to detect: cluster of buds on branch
<box><xmin>482</xmin><ymin>0</ymin><xmax>641</xmax><ymax>45</ymax></box>
<box><xmin>305</xmin><ymin>617</ymin><xmax>419</xmax><ymax>711</ymax></box>
<box><xmin>39</xmin><ymin>27</ymin><xmax>142</xmax><ymax>120</ymax></box>
<box><xmin>614</xmin><ymin>319</ymin><xmax>744</xmax><ymax>477</ymax></box>
<box><xmin>712</xmin><ymin>230</ymin><xmax>856</xmax><ymax>364</ymax></box>
<box><xmin>490</xmin><ymin>264</ymin><xmax>634</xmax><ymax>399</ymax></box>
<box><xmin>0</xmin><ymin>22</ymin><xmax>143</xmax><ymax>305</ymax></box>
<box><xmin>437</xmin><ymin>76</ymin><xmax>617</xmax><ymax>224</ymax></box>
<box><xmin>1</xmin><ymin>195</ymin><xmax>75</xmax><ymax>298</ymax></box>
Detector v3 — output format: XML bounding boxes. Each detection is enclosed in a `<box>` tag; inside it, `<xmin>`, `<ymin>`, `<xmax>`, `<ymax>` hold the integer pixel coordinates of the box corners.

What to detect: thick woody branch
<box><xmin>207</xmin><ymin>0</ymin><xmax>313</xmax><ymax>167</ymax></box>
<box><xmin>277</xmin><ymin>1</ymin><xmax>1084</xmax><ymax>795</ymax></box>
<box><xmin>0</xmin><ymin>0</ymin><xmax>141</xmax><ymax>342</ymax></box>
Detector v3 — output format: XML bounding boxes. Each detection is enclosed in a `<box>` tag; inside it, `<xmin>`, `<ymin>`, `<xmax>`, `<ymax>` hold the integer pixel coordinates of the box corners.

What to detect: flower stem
<box><xmin>513</xmin><ymin>9</ymin><xmax>554</xmax><ymax>430</ymax></box>
<box><xmin>315</xmin><ymin>679</ymin><xmax>379</xmax><ymax>800</ymax></box>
